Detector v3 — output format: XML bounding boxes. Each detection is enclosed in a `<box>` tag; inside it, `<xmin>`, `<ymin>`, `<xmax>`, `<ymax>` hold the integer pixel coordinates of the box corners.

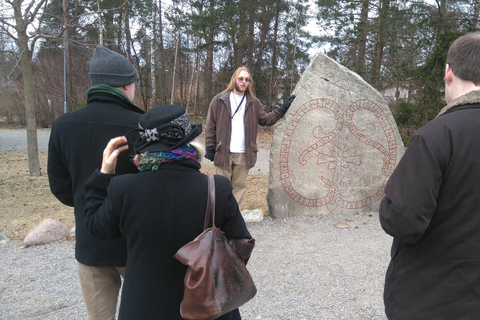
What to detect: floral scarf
<box><xmin>134</xmin><ymin>145</ymin><xmax>200</xmax><ymax>171</ymax></box>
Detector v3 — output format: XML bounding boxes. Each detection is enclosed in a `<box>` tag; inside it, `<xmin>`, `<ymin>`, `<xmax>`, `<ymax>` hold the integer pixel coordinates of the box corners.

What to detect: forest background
<box><xmin>0</xmin><ymin>0</ymin><xmax>477</xmax><ymax>177</ymax></box>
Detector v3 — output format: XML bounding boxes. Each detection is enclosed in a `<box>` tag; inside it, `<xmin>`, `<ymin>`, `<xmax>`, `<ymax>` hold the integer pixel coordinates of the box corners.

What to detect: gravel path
<box><xmin>0</xmin><ymin>213</ymin><xmax>391</xmax><ymax>320</ymax></box>
<box><xmin>0</xmin><ymin>129</ymin><xmax>51</xmax><ymax>151</ymax></box>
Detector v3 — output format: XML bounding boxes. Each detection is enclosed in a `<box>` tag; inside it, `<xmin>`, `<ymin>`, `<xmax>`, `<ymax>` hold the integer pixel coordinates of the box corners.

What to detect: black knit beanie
<box><xmin>88</xmin><ymin>46</ymin><xmax>138</xmax><ymax>87</ymax></box>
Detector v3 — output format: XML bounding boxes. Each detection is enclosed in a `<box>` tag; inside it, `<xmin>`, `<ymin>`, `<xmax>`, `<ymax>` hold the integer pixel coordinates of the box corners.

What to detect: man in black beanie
<box><xmin>48</xmin><ymin>46</ymin><xmax>144</xmax><ymax>320</ymax></box>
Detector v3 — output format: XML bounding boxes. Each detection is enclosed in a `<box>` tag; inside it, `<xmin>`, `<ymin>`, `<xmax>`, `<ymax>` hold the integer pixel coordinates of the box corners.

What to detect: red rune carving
<box><xmin>279</xmin><ymin>98</ymin><xmax>398</xmax><ymax>212</ymax></box>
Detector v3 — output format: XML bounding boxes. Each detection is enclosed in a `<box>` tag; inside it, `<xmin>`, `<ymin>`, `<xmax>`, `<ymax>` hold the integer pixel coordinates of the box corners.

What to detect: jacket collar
<box><xmin>437</xmin><ymin>90</ymin><xmax>480</xmax><ymax>117</ymax></box>
<box><xmin>87</xmin><ymin>91</ymin><xmax>144</xmax><ymax>114</ymax></box>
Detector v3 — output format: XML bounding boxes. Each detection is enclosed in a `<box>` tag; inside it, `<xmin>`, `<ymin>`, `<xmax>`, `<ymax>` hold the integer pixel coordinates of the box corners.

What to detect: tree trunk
<box><xmin>373</xmin><ymin>0</ymin><xmax>388</xmax><ymax>87</ymax></box>
<box><xmin>472</xmin><ymin>0</ymin><xmax>480</xmax><ymax>32</ymax></box>
<box><xmin>290</xmin><ymin>1</ymin><xmax>300</xmax><ymax>93</ymax></box>
<box><xmin>203</xmin><ymin>0</ymin><xmax>215</xmax><ymax>105</ymax></box>
<box><xmin>247</xmin><ymin>0</ymin><xmax>255</xmax><ymax>70</ymax></box>
<box><xmin>62</xmin><ymin>0</ymin><xmax>70</xmax><ymax>112</ymax></box>
<box><xmin>187</xmin><ymin>36</ymin><xmax>199</xmax><ymax>113</ymax></box>
<box><xmin>171</xmin><ymin>29</ymin><xmax>180</xmax><ymax>104</ymax></box>
<box><xmin>194</xmin><ymin>50</ymin><xmax>200</xmax><ymax>117</ymax></box>
<box><xmin>13</xmin><ymin>0</ymin><xmax>41</xmax><ymax>176</ymax></box>
<box><xmin>235</xmin><ymin>0</ymin><xmax>248</xmax><ymax>67</ymax></box>
<box><xmin>97</xmin><ymin>0</ymin><xmax>103</xmax><ymax>45</ymax></box>
<box><xmin>151</xmin><ymin>1</ymin><xmax>157</xmax><ymax>109</ymax></box>
<box><xmin>256</xmin><ymin>2</ymin><xmax>271</xmax><ymax>71</ymax></box>
<box><xmin>267</xmin><ymin>4</ymin><xmax>280</xmax><ymax>111</ymax></box>
<box><xmin>357</xmin><ymin>0</ymin><xmax>369</xmax><ymax>77</ymax></box>
<box><xmin>124</xmin><ymin>3</ymin><xmax>132</xmax><ymax>59</ymax></box>
<box><xmin>158</xmin><ymin>0</ymin><xmax>166</xmax><ymax>104</ymax></box>
<box><xmin>20</xmin><ymin>48</ymin><xmax>41</xmax><ymax>176</ymax></box>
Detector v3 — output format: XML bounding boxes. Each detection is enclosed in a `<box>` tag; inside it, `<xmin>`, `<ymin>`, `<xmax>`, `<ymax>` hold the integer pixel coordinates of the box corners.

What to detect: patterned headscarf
<box><xmin>134</xmin><ymin>145</ymin><xmax>200</xmax><ymax>171</ymax></box>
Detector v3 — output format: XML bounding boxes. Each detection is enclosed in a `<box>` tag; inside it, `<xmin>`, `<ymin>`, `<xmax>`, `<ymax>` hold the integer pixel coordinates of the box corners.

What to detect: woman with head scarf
<box><xmin>84</xmin><ymin>105</ymin><xmax>252</xmax><ymax>319</ymax></box>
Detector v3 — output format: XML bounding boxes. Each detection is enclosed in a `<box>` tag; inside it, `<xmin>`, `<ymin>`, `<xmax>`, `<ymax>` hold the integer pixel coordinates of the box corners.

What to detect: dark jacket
<box><xmin>47</xmin><ymin>91</ymin><xmax>144</xmax><ymax>266</ymax></box>
<box><xmin>84</xmin><ymin>162</ymin><xmax>251</xmax><ymax>320</ymax></box>
<box><xmin>205</xmin><ymin>91</ymin><xmax>284</xmax><ymax>169</ymax></box>
<box><xmin>379</xmin><ymin>90</ymin><xmax>480</xmax><ymax>319</ymax></box>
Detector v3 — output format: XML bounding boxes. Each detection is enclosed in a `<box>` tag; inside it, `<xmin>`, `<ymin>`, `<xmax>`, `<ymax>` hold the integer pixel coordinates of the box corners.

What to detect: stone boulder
<box><xmin>267</xmin><ymin>53</ymin><xmax>404</xmax><ymax>218</ymax></box>
<box><xmin>23</xmin><ymin>219</ymin><xmax>70</xmax><ymax>246</ymax></box>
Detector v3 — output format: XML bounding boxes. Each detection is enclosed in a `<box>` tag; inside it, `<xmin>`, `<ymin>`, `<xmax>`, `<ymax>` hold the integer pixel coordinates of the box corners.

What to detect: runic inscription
<box><xmin>279</xmin><ymin>98</ymin><xmax>398</xmax><ymax>212</ymax></box>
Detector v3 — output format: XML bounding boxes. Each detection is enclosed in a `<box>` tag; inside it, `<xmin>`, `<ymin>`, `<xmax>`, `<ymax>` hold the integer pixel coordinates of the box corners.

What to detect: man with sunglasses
<box><xmin>205</xmin><ymin>66</ymin><xmax>295</xmax><ymax>209</ymax></box>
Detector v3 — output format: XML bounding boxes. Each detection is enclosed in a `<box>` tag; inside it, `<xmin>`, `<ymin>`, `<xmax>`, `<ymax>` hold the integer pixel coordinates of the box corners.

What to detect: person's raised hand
<box><xmin>101</xmin><ymin>136</ymin><xmax>129</xmax><ymax>175</ymax></box>
<box><xmin>277</xmin><ymin>95</ymin><xmax>296</xmax><ymax>114</ymax></box>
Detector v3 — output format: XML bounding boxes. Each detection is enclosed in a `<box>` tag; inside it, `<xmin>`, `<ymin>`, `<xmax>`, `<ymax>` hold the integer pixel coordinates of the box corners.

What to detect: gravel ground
<box><xmin>0</xmin><ymin>213</ymin><xmax>391</xmax><ymax>320</ymax></box>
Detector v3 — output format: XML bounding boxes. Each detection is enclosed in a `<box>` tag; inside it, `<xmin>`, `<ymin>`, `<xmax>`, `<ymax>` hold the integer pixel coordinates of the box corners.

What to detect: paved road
<box><xmin>0</xmin><ymin>128</ymin><xmax>270</xmax><ymax>174</ymax></box>
<box><xmin>0</xmin><ymin>129</ymin><xmax>51</xmax><ymax>151</ymax></box>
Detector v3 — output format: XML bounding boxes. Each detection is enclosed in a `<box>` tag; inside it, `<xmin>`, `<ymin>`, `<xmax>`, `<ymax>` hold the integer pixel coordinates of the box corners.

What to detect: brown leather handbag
<box><xmin>174</xmin><ymin>175</ymin><xmax>257</xmax><ymax>320</ymax></box>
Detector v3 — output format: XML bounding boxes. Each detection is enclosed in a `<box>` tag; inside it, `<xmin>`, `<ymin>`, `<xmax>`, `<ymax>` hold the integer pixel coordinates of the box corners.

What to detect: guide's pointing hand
<box><xmin>277</xmin><ymin>95</ymin><xmax>296</xmax><ymax>114</ymax></box>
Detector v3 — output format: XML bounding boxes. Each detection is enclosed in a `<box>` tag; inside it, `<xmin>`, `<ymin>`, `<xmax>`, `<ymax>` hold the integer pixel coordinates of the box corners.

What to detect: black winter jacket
<box><xmin>379</xmin><ymin>90</ymin><xmax>480</xmax><ymax>319</ymax></box>
<box><xmin>84</xmin><ymin>162</ymin><xmax>251</xmax><ymax>320</ymax></box>
<box><xmin>48</xmin><ymin>91</ymin><xmax>144</xmax><ymax>266</ymax></box>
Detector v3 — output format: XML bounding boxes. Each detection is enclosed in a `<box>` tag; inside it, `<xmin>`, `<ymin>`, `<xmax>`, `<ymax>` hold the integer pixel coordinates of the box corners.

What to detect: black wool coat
<box><xmin>84</xmin><ymin>162</ymin><xmax>252</xmax><ymax>320</ymax></box>
<box><xmin>380</xmin><ymin>92</ymin><xmax>480</xmax><ymax>319</ymax></box>
<box><xmin>48</xmin><ymin>92</ymin><xmax>144</xmax><ymax>266</ymax></box>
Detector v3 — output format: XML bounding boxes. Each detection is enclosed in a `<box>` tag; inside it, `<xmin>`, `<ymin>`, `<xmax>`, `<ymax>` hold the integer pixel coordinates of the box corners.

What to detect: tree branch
<box><xmin>0</xmin><ymin>24</ymin><xmax>19</xmax><ymax>42</ymax></box>
<box><xmin>26</xmin><ymin>0</ymin><xmax>48</xmax><ymax>24</ymax></box>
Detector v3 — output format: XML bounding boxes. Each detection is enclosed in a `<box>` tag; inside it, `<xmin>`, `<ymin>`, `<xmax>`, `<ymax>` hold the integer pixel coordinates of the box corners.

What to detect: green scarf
<box><xmin>87</xmin><ymin>84</ymin><xmax>132</xmax><ymax>103</ymax></box>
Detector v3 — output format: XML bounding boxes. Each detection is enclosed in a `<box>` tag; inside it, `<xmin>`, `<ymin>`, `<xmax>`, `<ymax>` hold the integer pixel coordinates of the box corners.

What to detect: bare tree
<box><xmin>171</xmin><ymin>28</ymin><xmax>180</xmax><ymax>103</ymax></box>
<box><xmin>151</xmin><ymin>0</ymin><xmax>157</xmax><ymax>109</ymax></box>
<box><xmin>0</xmin><ymin>0</ymin><xmax>49</xmax><ymax>176</ymax></box>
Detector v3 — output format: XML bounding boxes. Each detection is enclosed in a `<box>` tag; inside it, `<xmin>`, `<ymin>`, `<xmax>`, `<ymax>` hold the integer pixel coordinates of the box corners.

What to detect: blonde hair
<box><xmin>223</xmin><ymin>66</ymin><xmax>256</xmax><ymax>98</ymax></box>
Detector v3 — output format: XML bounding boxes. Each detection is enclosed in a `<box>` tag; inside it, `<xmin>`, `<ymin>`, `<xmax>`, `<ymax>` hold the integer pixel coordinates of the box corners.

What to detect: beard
<box><xmin>235</xmin><ymin>83</ymin><xmax>247</xmax><ymax>93</ymax></box>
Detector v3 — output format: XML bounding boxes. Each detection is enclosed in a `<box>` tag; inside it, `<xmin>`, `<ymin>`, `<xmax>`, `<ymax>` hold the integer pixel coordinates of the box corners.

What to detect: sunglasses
<box><xmin>237</xmin><ymin>77</ymin><xmax>251</xmax><ymax>83</ymax></box>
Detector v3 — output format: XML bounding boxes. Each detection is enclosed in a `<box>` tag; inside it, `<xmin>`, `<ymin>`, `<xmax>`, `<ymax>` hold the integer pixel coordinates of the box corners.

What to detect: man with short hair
<box><xmin>379</xmin><ymin>31</ymin><xmax>480</xmax><ymax>319</ymax></box>
<box><xmin>48</xmin><ymin>46</ymin><xmax>144</xmax><ymax>320</ymax></box>
<box><xmin>205</xmin><ymin>66</ymin><xmax>295</xmax><ymax>209</ymax></box>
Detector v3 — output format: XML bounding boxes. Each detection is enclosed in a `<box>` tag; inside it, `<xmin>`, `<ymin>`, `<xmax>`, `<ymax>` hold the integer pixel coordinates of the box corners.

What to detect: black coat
<box><xmin>380</xmin><ymin>94</ymin><xmax>480</xmax><ymax>319</ymax></box>
<box><xmin>48</xmin><ymin>92</ymin><xmax>144</xmax><ymax>266</ymax></box>
<box><xmin>84</xmin><ymin>162</ymin><xmax>251</xmax><ymax>320</ymax></box>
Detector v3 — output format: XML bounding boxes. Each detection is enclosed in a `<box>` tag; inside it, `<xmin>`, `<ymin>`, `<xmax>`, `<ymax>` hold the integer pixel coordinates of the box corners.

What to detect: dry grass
<box><xmin>0</xmin><ymin>128</ymin><xmax>273</xmax><ymax>240</ymax></box>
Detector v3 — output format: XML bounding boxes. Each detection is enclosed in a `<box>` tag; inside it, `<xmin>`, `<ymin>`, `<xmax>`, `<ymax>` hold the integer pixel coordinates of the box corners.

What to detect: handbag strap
<box><xmin>203</xmin><ymin>175</ymin><xmax>216</xmax><ymax>230</ymax></box>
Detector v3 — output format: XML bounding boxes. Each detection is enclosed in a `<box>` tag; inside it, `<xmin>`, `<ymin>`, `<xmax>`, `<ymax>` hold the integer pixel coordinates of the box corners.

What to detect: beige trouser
<box><xmin>77</xmin><ymin>261</ymin><xmax>126</xmax><ymax>320</ymax></box>
<box><xmin>215</xmin><ymin>153</ymin><xmax>249</xmax><ymax>209</ymax></box>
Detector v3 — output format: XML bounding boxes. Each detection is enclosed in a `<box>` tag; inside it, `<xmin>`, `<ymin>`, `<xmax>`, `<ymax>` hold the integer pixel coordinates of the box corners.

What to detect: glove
<box><xmin>205</xmin><ymin>146</ymin><xmax>215</xmax><ymax>161</ymax></box>
<box><xmin>277</xmin><ymin>95</ymin><xmax>296</xmax><ymax>115</ymax></box>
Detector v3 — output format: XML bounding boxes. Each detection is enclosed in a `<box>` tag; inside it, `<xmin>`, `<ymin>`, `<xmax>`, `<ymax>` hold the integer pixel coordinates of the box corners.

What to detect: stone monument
<box><xmin>267</xmin><ymin>53</ymin><xmax>404</xmax><ymax>218</ymax></box>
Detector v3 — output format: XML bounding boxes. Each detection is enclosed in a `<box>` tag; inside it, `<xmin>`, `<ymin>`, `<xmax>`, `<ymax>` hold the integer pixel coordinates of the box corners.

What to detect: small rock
<box><xmin>241</xmin><ymin>209</ymin><xmax>264</xmax><ymax>222</ymax></box>
<box><xmin>0</xmin><ymin>230</ymin><xmax>9</xmax><ymax>245</ymax></box>
<box><xmin>334</xmin><ymin>221</ymin><xmax>351</xmax><ymax>229</ymax></box>
<box><xmin>23</xmin><ymin>219</ymin><xmax>69</xmax><ymax>246</ymax></box>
